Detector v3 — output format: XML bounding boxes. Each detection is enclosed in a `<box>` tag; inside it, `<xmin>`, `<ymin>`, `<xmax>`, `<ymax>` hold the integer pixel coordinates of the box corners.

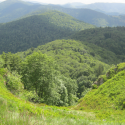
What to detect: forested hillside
<box><xmin>0</xmin><ymin>60</ymin><xmax>116</xmax><ymax>124</ymax></box>
<box><xmin>1</xmin><ymin>0</ymin><xmax>125</xmax><ymax>27</ymax></box>
<box><xmin>0</xmin><ymin>0</ymin><xmax>42</xmax><ymax>23</ymax></box>
<box><xmin>17</xmin><ymin>39</ymin><xmax>113</xmax><ymax>98</ymax></box>
<box><xmin>1</xmin><ymin>39</ymin><xmax>125</xmax><ymax>123</ymax></box>
<box><xmin>0</xmin><ymin>11</ymin><xmax>94</xmax><ymax>53</ymax></box>
<box><xmin>26</xmin><ymin>5</ymin><xmax>125</xmax><ymax>27</ymax></box>
<box><xmin>70</xmin><ymin>26</ymin><xmax>125</xmax><ymax>60</ymax></box>
<box><xmin>75</xmin><ymin>62</ymin><xmax>125</xmax><ymax>121</ymax></box>
<box><xmin>1</xmin><ymin>1</ymin><xmax>125</xmax><ymax>124</ymax></box>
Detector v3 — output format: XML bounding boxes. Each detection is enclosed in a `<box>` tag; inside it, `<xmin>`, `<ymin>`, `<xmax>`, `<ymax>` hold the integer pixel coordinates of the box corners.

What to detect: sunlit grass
<box><xmin>1</xmin><ymin>63</ymin><xmax>125</xmax><ymax>124</ymax></box>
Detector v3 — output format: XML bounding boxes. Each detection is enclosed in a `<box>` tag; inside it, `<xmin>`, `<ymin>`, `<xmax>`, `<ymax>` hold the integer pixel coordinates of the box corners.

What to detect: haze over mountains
<box><xmin>1</xmin><ymin>0</ymin><xmax>125</xmax><ymax>124</ymax></box>
<box><xmin>0</xmin><ymin>0</ymin><xmax>125</xmax><ymax>27</ymax></box>
<box><xmin>22</xmin><ymin>0</ymin><xmax>125</xmax><ymax>15</ymax></box>
<box><xmin>62</xmin><ymin>3</ymin><xmax>125</xmax><ymax>15</ymax></box>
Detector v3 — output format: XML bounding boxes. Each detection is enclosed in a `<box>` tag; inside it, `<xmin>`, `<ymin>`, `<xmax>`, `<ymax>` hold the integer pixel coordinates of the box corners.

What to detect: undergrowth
<box><xmin>1</xmin><ymin>63</ymin><xmax>125</xmax><ymax>124</ymax></box>
<box><xmin>75</xmin><ymin>63</ymin><xmax>125</xmax><ymax>122</ymax></box>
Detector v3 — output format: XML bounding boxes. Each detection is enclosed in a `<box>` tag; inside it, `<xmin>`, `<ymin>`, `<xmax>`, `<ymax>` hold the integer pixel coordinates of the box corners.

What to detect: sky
<box><xmin>1</xmin><ymin>0</ymin><xmax>125</xmax><ymax>4</ymax></box>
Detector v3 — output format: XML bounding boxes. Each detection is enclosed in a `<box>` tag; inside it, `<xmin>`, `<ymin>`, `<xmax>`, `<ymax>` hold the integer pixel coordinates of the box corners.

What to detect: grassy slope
<box><xmin>0</xmin><ymin>69</ymin><xmax>113</xmax><ymax>125</ymax></box>
<box><xmin>0</xmin><ymin>69</ymin><xmax>124</xmax><ymax>124</ymax></box>
<box><xmin>75</xmin><ymin>62</ymin><xmax>125</xmax><ymax>121</ymax></box>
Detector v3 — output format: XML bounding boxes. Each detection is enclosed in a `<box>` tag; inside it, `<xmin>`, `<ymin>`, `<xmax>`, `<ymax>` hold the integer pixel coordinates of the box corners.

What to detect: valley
<box><xmin>0</xmin><ymin>0</ymin><xmax>125</xmax><ymax>124</ymax></box>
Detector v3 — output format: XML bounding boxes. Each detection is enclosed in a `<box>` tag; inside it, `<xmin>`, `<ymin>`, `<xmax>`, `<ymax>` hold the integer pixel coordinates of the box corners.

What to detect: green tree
<box><xmin>21</xmin><ymin>52</ymin><xmax>78</xmax><ymax>105</ymax></box>
<box><xmin>21</xmin><ymin>52</ymin><xmax>61</xmax><ymax>105</ymax></box>
<box><xmin>95</xmin><ymin>64</ymin><xmax>104</xmax><ymax>77</ymax></box>
<box><xmin>1</xmin><ymin>52</ymin><xmax>22</xmax><ymax>72</ymax></box>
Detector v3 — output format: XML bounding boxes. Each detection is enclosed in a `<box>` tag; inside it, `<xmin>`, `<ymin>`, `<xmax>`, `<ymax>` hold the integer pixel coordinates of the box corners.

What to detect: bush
<box><xmin>0</xmin><ymin>68</ymin><xmax>7</xmax><ymax>76</ymax></box>
<box><xmin>92</xmin><ymin>84</ymin><xmax>98</xmax><ymax>89</ymax></box>
<box><xmin>6</xmin><ymin>71</ymin><xmax>23</xmax><ymax>94</ymax></box>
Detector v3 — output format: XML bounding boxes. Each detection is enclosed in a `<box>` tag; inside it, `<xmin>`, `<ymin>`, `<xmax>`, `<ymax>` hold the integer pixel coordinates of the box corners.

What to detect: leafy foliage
<box><xmin>75</xmin><ymin>63</ymin><xmax>125</xmax><ymax>111</ymax></box>
<box><xmin>17</xmin><ymin>39</ymin><xmax>110</xmax><ymax>98</ymax></box>
<box><xmin>21</xmin><ymin>52</ymin><xmax>77</xmax><ymax>106</ymax></box>
<box><xmin>70</xmin><ymin>26</ymin><xmax>125</xmax><ymax>65</ymax></box>
<box><xmin>6</xmin><ymin>71</ymin><xmax>23</xmax><ymax>94</ymax></box>
<box><xmin>0</xmin><ymin>11</ymin><xmax>94</xmax><ymax>53</ymax></box>
<box><xmin>1</xmin><ymin>52</ymin><xmax>22</xmax><ymax>72</ymax></box>
<box><xmin>71</xmin><ymin>26</ymin><xmax>125</xmax><ymax>56</ymax></box>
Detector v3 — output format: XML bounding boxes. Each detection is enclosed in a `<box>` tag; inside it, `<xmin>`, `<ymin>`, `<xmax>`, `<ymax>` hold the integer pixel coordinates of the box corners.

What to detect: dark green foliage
<box><xmin>76</xmin><ymin>62</ymin><xmax>125</xmax><ymax>111</ymax></box>
<box><xmin>18</xmin><ymin>39</ymin><xmax>110</xmax><ymax>99</ymax></box>
<box><xmin>92</xmin><ymin>84</ymin><xmax>98</xmax><ymax>89</ymax></box>
<box><xmin>71</xmin><ymin>26</ymin><xmax>125</xmax><ymax>64</ymax></box>
<box><xmin>21</xmin><ymin>52</ymin><xmax>78</xmax><ymax>106</ymax></box>
<box><xmin>0</xmin><ymin>57</ymin><xmax>4</xmax><ymax>68</ymax></box>
<box><xmin>94</xmin><ymin>64</ymin><xmax>104</xmax><ymax>77</ymax></box>
<box><xmin>0</xmin><ymin>11</ymin><xmax>94</xmax><ymax>53</ymax></box>
<box><xmin>1</xmin><ymin>52</ymin><xmax>22</xmax><ymax>72</ymax></box>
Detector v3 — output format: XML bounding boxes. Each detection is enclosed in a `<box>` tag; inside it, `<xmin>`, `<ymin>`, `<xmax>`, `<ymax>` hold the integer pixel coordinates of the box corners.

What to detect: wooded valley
<box><xmin>0</xmin><ymin>0</ymin><xmax>125</xmax><ymax>124</ymax></box>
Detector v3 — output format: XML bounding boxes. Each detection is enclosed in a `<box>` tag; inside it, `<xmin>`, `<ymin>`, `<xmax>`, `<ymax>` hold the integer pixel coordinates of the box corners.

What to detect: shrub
<box><xmin>92</xmin><ymin>84</ymin><xmax>98</xmax><ymax>89</ymax></box>
<box><xmin>6</xmin><ymin>71</ymin><xmax>23</xmax><ymax>94</ymax></box>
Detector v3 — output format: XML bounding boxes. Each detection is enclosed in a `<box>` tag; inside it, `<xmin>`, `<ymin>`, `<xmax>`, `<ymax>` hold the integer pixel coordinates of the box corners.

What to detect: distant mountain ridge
<box><xmin>62</xmin><ymin>2</ymin><xmax>125</xmax><ymax>15</ymax></box>
<box><xmin>1</xmin><ymin>0</ymin><xmax>125</xmax><ymax>27</ymax></box>
<box><xmin>62</xmin><ymin>2</ymin><xmax>85</xmax><ymax>8</ymax></box>
<box><xmin>82</xmin><ymin>3</ymin><xmax>125</xmax><ymax>15</ymax></box>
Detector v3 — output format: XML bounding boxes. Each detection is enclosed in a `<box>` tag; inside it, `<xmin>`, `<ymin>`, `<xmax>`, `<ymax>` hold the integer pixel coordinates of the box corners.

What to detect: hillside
<box><xmin>17</xmin><ymin>39</ymin><xmax>114</xmax><ymax>98</ymax></box>
<box><xmin>1</xmin><ymin>0</ymin><xmax>125</xmax><ymax>27</ymax></box>
<box><xmin>1</xmin><ymin>66</ymin><xmax>122</xmax><ymax>124</ymax></box>
<box><xmin>0</xmin><ymin>0</ymin><xmax>42</xmax><ymax>23</ymax></box>
<box><xmin>0</xmin><ymin>11</ymin><xmax>94</xmax><ymax>53</ymax></box>
<box><xmin>1</xmin><ymin>45</ymin><xmax>125</xmax><ymax>124</ymax></box>
<box><xmin>27</xmin><ymin>5</ymin><xmax>125</xmax><ymax>27</ymax></box>
<box><xmin>75</xmin><ymin>62</ymin><xmax>125</xmax><ymax>121</ymax></box>
<box><xmin>0</xmin><ymin>67</ymin><xmax>96</xmax><ymax>124</ymax></box>
<box><xmin>70</xmin><ymin>27</ymin><xmax>125</xmax><ymax>59</ymax></box>
<box><xmin>0</xmin><ymin>0</ymin><xmax>32</xmax><ymax>11</ymax></box>
<box><xmin>81</xmin><ymin>3</ymin><xmax>125</xmax><ymax>15</ymax></box>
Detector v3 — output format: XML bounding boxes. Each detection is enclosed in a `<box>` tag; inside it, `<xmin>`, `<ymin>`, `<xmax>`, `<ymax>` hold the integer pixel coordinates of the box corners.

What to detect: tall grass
<box><xmin>0</xmin><ymin>98</ymin><xmax>124</xmax><ymax>125</ymax></box>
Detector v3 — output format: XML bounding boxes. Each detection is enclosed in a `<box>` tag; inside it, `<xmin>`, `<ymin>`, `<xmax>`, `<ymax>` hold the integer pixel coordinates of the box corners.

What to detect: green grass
<box><xmin>1</xmin><ymin>63</ymin><xmax>125</xmax><ymax>124</ymax></box>
<box><xmin>75</xmin><ymin>63</ymin><xmax>125</xmax><ymax>121</ymax></box>
<box><xmin>0</xmin><ymin>73</ymin><xmax>95</xmax><ymax>124</ymax></box>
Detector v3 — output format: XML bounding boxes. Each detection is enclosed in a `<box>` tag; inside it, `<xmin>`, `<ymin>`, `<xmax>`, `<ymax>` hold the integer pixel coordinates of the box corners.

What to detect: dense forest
<box><xmin>70</xmin><ymin>27</ymin><xmax>125</xmax><ymax>57</ymax></box>
<box><xmin>1</xmin><ymin>38</ymin><xmax>124</xmax><ymax>100</ymax></box>
<box><xmin>1</xmin><ymin>0</ymin><xmax>125</xmax><ymax>124</ymax></box>
<box><xmin>0</xmin><ymin>11</ymin><xmax>94</xmax><ymax>53</ymax></box>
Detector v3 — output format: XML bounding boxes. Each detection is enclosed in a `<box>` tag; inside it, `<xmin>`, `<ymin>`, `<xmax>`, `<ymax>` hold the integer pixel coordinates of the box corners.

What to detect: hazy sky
<box><xmin>1</xmin><ymin>0</ymin><xmax>125</xmax><ymax>4</ymax></box>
